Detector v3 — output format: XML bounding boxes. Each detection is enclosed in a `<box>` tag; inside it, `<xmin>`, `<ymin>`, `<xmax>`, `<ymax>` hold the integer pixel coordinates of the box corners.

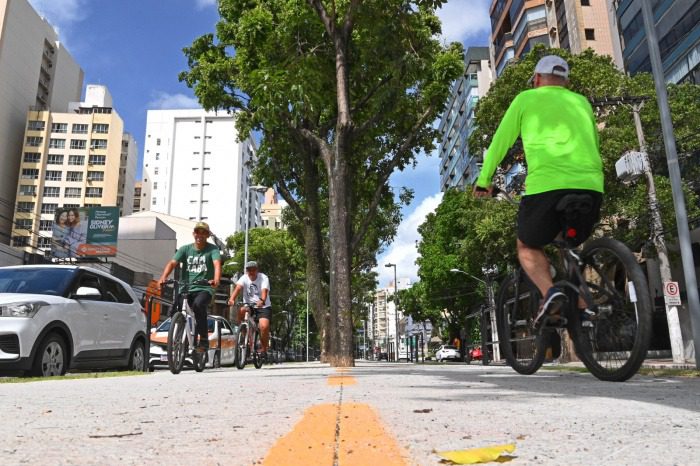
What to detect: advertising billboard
<box><xmin>51</xmin><ymin>207</ymin><xmax>120</xmax><ymax>258</ymax></box>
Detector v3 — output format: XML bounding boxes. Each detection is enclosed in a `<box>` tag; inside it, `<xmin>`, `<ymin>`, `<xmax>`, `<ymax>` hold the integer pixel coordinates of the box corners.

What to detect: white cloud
<box><xmin>148</xmin><ymin>92</ymin><xmax>202</xmax><ymax>110</ymax></box>
<box><xmin>436</xmin><ymin>0</ymin><xmax>491</xmax><ymax>44</ymax></box>
<box><xmin>28</xmin><ymin>0</ymin><xmax>87</xmax><ymax>37</ymax></box>
<box><xmin>376</xmin><ymin>192</ymin><xmax>444</xmax><ymax>288</ymax></box>
<box><xmin>195</xmin><ymin>0</ymin><xmax>217</xmax><ymax>9</ymax></box>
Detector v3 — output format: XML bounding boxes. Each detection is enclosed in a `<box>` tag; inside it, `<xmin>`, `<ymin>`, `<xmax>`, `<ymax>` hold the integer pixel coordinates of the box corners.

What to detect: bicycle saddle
<box><xmin>555</xmin><ymin>194</ymin><xmax>594</xmax><ymax>244</ymax></box>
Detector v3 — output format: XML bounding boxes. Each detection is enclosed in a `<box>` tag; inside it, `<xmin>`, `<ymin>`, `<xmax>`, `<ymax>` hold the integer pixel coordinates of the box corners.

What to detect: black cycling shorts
<box><xmin>251</xmin><ymin>306</ymin><xmax>272</xmax><ymax>322</ymax></box>
<box><xmin>517</xmin><ymin>189</ymin><xmax>602</xmax><ymax>248</ymax></box>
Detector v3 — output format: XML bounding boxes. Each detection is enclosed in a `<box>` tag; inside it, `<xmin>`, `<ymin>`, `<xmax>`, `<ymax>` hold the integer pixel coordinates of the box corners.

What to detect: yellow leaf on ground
<box><xmin>436</xmin><ymin>443</ymin><xmax>516</xmax><ymax>464</ymax></box>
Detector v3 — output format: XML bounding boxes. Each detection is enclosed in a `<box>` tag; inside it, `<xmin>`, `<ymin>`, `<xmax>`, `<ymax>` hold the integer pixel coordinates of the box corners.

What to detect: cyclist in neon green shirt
<box><xmin>474</xmin><ymin>55</ymin><xmax>604</xmax><ymax>327</ymax></box>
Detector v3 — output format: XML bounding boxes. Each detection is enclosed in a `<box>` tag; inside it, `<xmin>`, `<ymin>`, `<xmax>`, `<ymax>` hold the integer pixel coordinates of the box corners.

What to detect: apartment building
<box><xmin>133</xmin><ymin>181</ymin><xmax>144</xmax><ymax>213</ymax></box>
<box><xmin>261</xmin><ymin>188</ymin><xmax>285</xmax><ymax>230</ymax></box>
<box><xmin>438</xmin><ymin>47</ymin><xmax>494</xmax><ymax>191</ymax></box>
<box><xmin>141</xmin><ymin>109</ymin><xmax>259</xmax><ymax>240</ymax></box>
<box><xmin>11</xmin><ymin>85</ymin><xmax>126</xmax><ymax>255</ymax></box>
<box><xmin>0</xmin><ymin>0</ymin><xmax>84</xmax><ymax>244</ymax></box>
<box><xmin>615</xmin><ymin>0</ymin><xmax>700</xmax><ymax>84</ymax></box>
<box><xmin>118</xmin><ymin>133</ymin><xmax>138</xmax><ymax>216</ymax></box>
<box><xmin>547</xmin><ymin>0</ymin><xmax>624</xmax><ymax>69</ymax></box>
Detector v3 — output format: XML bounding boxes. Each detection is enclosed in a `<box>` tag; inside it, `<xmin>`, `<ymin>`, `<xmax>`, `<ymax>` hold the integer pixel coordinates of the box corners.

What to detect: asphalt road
<box><xmin>1</xmin><ymin>362</ymin><xmax>699</xmax><ymax>465</ymax></box>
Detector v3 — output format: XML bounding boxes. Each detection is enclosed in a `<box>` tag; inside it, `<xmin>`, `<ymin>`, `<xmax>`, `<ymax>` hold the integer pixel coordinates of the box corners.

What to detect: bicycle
<box><xmin>494</xmin><ymin>192</ymin><xmax>652</xmax><ymax>382</ymax></box>
<box><xmin>234</xmin><ymin>303</ymin><xmax>264</xmax><ymax>370</ymax></box>
<box><xmin>164</xmin><ymin>278</ymin><xmax>212</xmax><ymax>374</ymax></box>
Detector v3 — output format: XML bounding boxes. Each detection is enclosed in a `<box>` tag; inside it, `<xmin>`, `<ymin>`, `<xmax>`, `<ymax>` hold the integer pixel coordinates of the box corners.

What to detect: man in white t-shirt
<box><xmin>228</xmin><ymin>260</ymin><xmax>272</xmax><ymax>360</ymax></box>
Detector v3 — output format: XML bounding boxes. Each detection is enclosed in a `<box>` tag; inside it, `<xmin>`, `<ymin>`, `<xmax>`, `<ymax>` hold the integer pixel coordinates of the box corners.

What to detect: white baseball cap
<box><xmin>529</xmin><ymin>55</ymin><xmax>570</xmax><ymax>83</ymax></box>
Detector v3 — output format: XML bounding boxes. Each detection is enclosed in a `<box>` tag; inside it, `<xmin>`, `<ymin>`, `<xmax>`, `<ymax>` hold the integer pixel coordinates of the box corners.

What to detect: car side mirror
<box><xmin>73</xmin><ymin>286</ymin><xmax>102</xmax><ymax>300</ymax></box>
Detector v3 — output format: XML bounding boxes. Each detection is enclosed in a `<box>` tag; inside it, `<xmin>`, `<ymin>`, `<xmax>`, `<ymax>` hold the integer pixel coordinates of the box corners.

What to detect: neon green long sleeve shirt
<box><xmin>476</xmin><ymin>85</ymin><xmax>604</xmax><ymax>195</ymax></box>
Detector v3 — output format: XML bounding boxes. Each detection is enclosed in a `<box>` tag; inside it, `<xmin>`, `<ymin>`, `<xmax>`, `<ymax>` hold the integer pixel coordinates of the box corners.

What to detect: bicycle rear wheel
<box><xmin>236</xmin><ymin>324</ymin><xmax>248</xmax><ymax>370</ymax></box>
<box><xmin>253</xmin><ymin>329</ymin><xmax>263</xmax><ymax>369</ymax></box>
<box><xmin>496</xmin><ymin>271</ymin><xmax>546</xmax><ymax>375</ymax></box>
<box><xmin>570</xmin><ymin>237</ymin><xmax>652</xmax><ymax>382</ymax></box>
<box><xmin>167</xmin><ymin>312</ymin><xmax>187</xmax><ymax>374</ymax></box>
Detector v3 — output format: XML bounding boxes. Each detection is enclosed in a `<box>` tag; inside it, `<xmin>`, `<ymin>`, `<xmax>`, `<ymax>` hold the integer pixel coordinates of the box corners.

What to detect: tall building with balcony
<box><xmin>491</xmin><ymin>0</ymin><xmax>550</xmax><ymax>76</ymax></box>
<box><xmin>11</xmin><ymin>85</ymin><xmax>125</xmax><ymax>254</ymax></box>
<box><xmin>118</xmin><ymin>133</ymin><xmax>138</xmax><ymax>216</ymax></box>
<box><xmin>615</xmin><ymin>0</ymin><xmax>700</xmax><ymax>84</ymax></box>
<box><xmin>133</xmin><ymin>181</ymin><xmax>144</xmax><ymax>213</ymax></box>
<box><xmin>141</xmin><ymin>109</ymin><xmax>259</xmax><ymax>240</ymax></box>
<box><xmin>0</xmin><ymin>0</ymin><xmax>84</xmax><ymax>244</ymax></box>
<box><xmin>547</xmin><ymin>0</ymin><xmax>624</xmax><ymax>69</ymax></box>
<box><xmin>438</xmin><ymin>47</ymin><xmax>493</xmax><ymax>191</ymax></box>
<box><xmin>261</xmin><ymin>188</ymin><xmax>285</xmax><ymax>230</ymax></box>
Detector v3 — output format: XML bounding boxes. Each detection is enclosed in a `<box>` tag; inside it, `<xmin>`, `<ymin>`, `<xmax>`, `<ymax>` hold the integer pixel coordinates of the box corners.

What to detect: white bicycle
<box><xmin>165</xmin><ymin>279</ymin><xmax>211</xmax><ymax>374</ymax></box>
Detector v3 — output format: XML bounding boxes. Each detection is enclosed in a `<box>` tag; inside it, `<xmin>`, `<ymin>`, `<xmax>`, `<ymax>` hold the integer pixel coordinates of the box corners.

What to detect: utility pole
<box><xmin>641</xmin><ymin>0</ymin><xmax>700</xmax><ymax>367</ymax></box>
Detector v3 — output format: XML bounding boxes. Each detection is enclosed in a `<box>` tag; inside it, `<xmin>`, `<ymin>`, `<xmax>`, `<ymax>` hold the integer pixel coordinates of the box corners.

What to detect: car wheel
<box><xmin>129</xmin><ymin>340</ymin><xmax>146</xmax><ymax>371</ymax></box>
<box><xmin>31</xmin><ymin>334</ymin><xmax>68</xmax><ymax>377</ymax></box>
<box><xmin>212</xmin><ymin>351</ymin><xmax>221</xmax><ymax>368</ymax></box>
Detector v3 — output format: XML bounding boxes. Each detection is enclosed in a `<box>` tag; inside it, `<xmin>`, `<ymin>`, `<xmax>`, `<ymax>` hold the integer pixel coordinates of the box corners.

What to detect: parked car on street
<box><xmin>435</xmin><ymin>345</ymin><xmax>460</xmax><ymax>362</ymax></box>
<box><xmin>0</xmin><ymin>265</ymin><xmax>148</xmax><ymax>377</ymax></box>
<box><xmin>148</xmin><ymin>315</ymin><xmax>237</xmax><ymax>370</ymax></box>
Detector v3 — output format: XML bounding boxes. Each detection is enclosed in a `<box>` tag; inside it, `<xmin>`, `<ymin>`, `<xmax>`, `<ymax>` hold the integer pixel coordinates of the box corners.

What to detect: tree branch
<box><xmin>342</xmin><ymin>0</ymin><xmax>362</xmax><ymax>40</ymax></box>
<box><xmin>307</xmin><ymin>0</ymin><xmax>335</xmax><ymax>37</ymax></box>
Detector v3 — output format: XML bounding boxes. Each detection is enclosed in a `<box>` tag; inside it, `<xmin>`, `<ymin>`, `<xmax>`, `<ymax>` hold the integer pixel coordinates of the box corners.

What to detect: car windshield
<box><xmin>444</xmin><ymin>345</ymin><xmax>458</xmax><ymax>350</ymax></box>
<box><xmin>0</xmin><ymin>267</ymin><xmax>77</xmax><ymax>296</ymax></box>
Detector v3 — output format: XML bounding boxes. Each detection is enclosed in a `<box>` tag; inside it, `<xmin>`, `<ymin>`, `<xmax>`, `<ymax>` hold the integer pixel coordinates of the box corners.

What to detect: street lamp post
<box><xmin>243</xmin><ymin>185</ymin><xmax>267</xmax><ymax>273</ymax></box>
<box><xmin>385</xmin><ymin>263</ymin><xmax>399</xmax><ymax>362</ymax></box>
<box><xmin>450</xmin><ymin>267</ymin><xmax>500</xmax><ymax>362</ymax></box>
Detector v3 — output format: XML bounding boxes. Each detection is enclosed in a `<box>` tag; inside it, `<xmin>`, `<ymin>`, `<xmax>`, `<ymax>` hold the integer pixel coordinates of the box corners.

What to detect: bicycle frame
<box><xmin>240</xmin><ymin>305</ymin><xmax>259</xmax><ymax>351</ymax></box>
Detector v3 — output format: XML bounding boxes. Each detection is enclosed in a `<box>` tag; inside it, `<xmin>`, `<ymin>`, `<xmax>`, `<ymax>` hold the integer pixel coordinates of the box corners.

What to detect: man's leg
<box><xmin>191</xmin><ymin>292</ymin><xmax>212</xmax><ymax>349</ymax></box>
<box><xmin>258</xmin><ymin>318</ymin><xmax>270</xmax><ymax>353</ymax></box>
<box><xmin>517</xmin><ymin>239</ymin><xmax>553</xmax><ymax>297</ymax></box>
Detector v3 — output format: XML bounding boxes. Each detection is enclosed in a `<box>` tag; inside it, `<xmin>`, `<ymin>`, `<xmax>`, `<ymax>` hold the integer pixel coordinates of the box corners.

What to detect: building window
<box><xmin>47</xmin><ymin>154</ymin><xmax>64</xmax><ymax>164</ymax></box>
<box><xmin>41</xmin><ymin>203</ymin><xmax>58</xmax><ymax>214</ymax></box>
<box><xmin>45</xmin><ymin>170</ymin><xmax>62</xmax><ymax>181</ymax></box>
<box><xmin>152</xmin><ymin>198</ymin><xmax>157</xmax><ymax>205</ymax></box>
<box><xmin>19</xmin><ymin>185</ymin><xmax>37</xmax><ymax>196</ymax></box>
<box><xmin>63</xmin><ymin>203</ymin><xmax>79</xmax><ymax>208</ymax></box>
<box><xmin>49</xmin><ymin>138</ymin><xmax>65</xmax><ymax>149</ymax></box>
<box><xmin>67</xmin><ymin>171</ymin><xmax>83</xmax><ymax>182</ymax></box>
<box><xmin>23</xmin><ymin>152</ymin><xmax>41</xmax><ymax>163</ymax></box>
<box><xmin>51</xmin><ymin>123</ymin><xmax>68</xmax><ymax>133</ymax></box>
<box><xmin>89</xmin><ymin>155</ymin><xmax>106</xmax><ymax>165</ymax></box>
<box><xmin>86</xmin><ymin>187</ymin><xmax>103</xmax><ymax>198</ymax></box>
<box><xmin>65</xmin><ymin>187</ymin><xmax>81</xmax><ymax>198</ymax></box>
<box><xmin>21</xmin><ymin>169</ymin><xmax>39</xmax><ymax>179</ymax></box>
<box><xmin>154</xmin><ymin>167</ymin><xmax>159</xmax><ymax>175</ymax></box>
<box><xmin>93</xmin><ymin>123</ymin><xmax>109</xmax><ymax>134</ymax></box>
<box><xmin>70</xmin><ymin>139</ymin><xmax>86</xmax><ymax>150</ymax></box>
<box><xmin>585</xmin><ymin>28</ymin><xmax>595</xmax><ymax>40</ymax></box>
<box><xmin>68</xmin><ymin>155</ymin><xmax>85</xmax><ymax>165</ymax></box>
<box><xmin>12</xmin><ymin>236</ymin><xmax>28</xmax><ymax>247</ymax></box>
<box><xmin>84</xmin><ymin>203</ymin><xmax>101</xmax><ymax>207</ymax></box>
<box><xmin>90</xmin><ymin>139</ymin><xmax>108</xmax><ymax>150</ymax></box>
<box><xmin>43</xmin><ymin>186</ymin><xmax>60</xmax><ymax>197</ymax></box>
<box><xmin>155</xmin><ymin>153</ymin><xmax>160</xmax><ymax>160</ymax></box>
<box><xmin>37</xmin><ymin>237</ymin><xmax>52</xmax><ymax>249</ymax></box>
<box><xmin>72</xmin><ymin>124</ymin><xmax>88</xmax><ymax>134</ymax></box>
<box><xmin>17</xmin><ymin>202</ymin><xmax>34</xmax><ymax>213</ymax></box>
<box><xmin>26</xmin><ymin>136</ymin><xmax>43</xmax><ymax>147</ymax></box>
<box><xmin>156</xmin><ymin>138</ymin><xmax>161</xmax><ymax>146</ymax></box>
<box><xmin>15</xmin><ymin>219</ymin><xmax>33</xmax><ymax>230</ymax></box>
<box><xmin>581</xmin><ymin>0</ymin><xmax>590</xmax><ymax>5</ymax></box>
<box><xmin>153</xmin><ymin>182</ymin><xmax>158</xmax><ymax>189</ymax></box>
<box><xmin>87</xmin><ymin>171</ymin><xmax>104</xmax><ymax>182</ymax></box>
<box><xmin>39</xmin><ymin>220</ymin><xmax>53</xmax><ymax>231</ymax></box>
<box><xmin>28</xmin><ymin>120</ymin><xmax>45</xmax><ymax>131</ymax></box>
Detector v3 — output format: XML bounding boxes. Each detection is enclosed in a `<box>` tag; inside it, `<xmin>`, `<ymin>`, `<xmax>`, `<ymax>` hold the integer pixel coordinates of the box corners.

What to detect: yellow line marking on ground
<box><xmin>262</xmin><ymin>403</ymin><xmax>407</xmax><ymax>465</ymax></box>
<box><xmin>327</xmin><ymin>375</ymin><xmax>356</xmax><ymax>386</ymax></box>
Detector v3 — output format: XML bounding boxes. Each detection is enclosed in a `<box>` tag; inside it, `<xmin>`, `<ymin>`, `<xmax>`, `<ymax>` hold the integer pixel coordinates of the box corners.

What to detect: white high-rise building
<box><xmin>0</xmin><ymin>0</ymin><xmax>84</xmax><ymax>244</ymax></box>
<box><xmin>141</xmin><ymin>109</ymin><xmax>259</xmax><ymax>240</ymax></box>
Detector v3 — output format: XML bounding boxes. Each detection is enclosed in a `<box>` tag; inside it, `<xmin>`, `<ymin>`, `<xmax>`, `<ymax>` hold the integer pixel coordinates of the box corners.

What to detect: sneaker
<box><xmin>260</xmin><ymin>351</ymin><xmax>268</xmax><ymax>363</ymax></box>
<box><xmin>580</xmin><ymin>308</ymin><xmax>595</xmax><ymax>328</ymax></box>
<box><xmin>533</xmin><ymin>287</ymin><xmax>568</xmax><ymax>329</ymax></box>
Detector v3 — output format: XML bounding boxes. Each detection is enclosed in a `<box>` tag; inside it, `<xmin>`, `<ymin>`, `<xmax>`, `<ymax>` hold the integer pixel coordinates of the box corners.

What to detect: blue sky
<box><xmin>29</xmin><ymin>0</ymin><xmax>491</xmax><ymax>287</ymax></box>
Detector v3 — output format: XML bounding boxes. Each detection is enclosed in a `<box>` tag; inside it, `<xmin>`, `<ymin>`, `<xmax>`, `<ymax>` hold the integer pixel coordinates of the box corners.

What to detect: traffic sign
<box><xmin>663</xmin><ymin>281</ymin><xmax>681</xmax><ymax>306</ymax></box>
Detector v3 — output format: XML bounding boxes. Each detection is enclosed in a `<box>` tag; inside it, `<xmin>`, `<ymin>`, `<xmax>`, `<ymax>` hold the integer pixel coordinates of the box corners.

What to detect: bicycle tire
<box><xmin>496</xmin><ymin>271</ymin><xmax>546</xmax><ymax>375</ymax></box>
<box><xmin>167</xmin><ymin>312</ymin><xmax>187</xmax><ymax>374</ymax></box>
<box><xmin>236</xmin><ymin>324</ymin><xmax>248</xmax><ymax>370</ymax></box>
<box><xmin>569</xmin><ymin>237</ymin><xmax>652</xmax><ymax>382</ymax></box>
<box><xmin>253</xmin><ymin>329</ymin><xmax>263</xmax><ymax>369</ymax></box>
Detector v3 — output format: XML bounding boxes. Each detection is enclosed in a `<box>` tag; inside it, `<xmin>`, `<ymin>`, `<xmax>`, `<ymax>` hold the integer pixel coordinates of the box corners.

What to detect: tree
<box><xmin>180</xmin><ymin>0</ymin><xmax>464</xmax><ymax>366</ymax></box>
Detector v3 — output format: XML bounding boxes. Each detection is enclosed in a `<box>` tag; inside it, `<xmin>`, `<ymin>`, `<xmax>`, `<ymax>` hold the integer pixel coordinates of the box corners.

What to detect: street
<box><xmin>1</xmin><ymin>362</ymin><xmax>699</xmax><ymax>465</ymax></box>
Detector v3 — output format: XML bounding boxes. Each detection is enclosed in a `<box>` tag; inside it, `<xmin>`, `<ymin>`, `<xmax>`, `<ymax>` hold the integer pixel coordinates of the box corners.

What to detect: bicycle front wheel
<box><xmin>570</xmin><ymin>237</ymin><xmax>652</xmax><ymax>382</ymax></box>
<box><xmin>236</xmin><ymin>324</ymin><xmax>248</xmax><ymax>370</ymax></box>
<box><xmin>253</xmin><ymin>329</ymin><xmax>263</xmax><ymax>369</ymax></box>
<box><xmin>167</xmin><ymin>312</ymin><xmax>188</xmax><ymax>374</ymax></box>
<box><xmin>496</xmin><ymin>271</ymin><xmax>546</xmax><ymax>375</ymax></box>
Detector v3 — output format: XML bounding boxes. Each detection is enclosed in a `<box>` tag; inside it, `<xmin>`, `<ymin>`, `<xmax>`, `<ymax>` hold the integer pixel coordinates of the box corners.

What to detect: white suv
<box><xmin>0</xmin><ymin>265</ymin><xmax>148</xmax><ymax>376</ymax></box>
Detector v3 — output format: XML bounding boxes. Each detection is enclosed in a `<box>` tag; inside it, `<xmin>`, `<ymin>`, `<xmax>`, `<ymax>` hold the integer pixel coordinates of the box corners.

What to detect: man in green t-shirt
<box><xmin>158</xmin><ymin>221</ymin><xmax>221</xmax><ymax>352</ymax></box>
<box><xmin>474</xmin><ymin>55</ymin><xmax>604</xmax><ymax>328</ymax></box>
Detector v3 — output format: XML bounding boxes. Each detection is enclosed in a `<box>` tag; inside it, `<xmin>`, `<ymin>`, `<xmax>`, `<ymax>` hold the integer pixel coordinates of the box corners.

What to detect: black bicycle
<box><xmin>495</xmin><ymin>193</ymin><xmax>652</xmax><ymax>382</ymax></box>
<box><xmin>164</xmin><ymin>279</ymin><xmax>212</xmax><ymax>374</ymax></box>
<box><xmin>234</xmin><ymin>303</ymin><xmax>264</xmax><ymax>370</ymax></box>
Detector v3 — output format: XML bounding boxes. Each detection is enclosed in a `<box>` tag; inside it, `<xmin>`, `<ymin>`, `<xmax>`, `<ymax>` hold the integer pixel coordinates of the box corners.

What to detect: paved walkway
<box><xmin>1</xmin><ymin>361</ymin><xmax>699</xmax><ymax>465</ymax></box>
